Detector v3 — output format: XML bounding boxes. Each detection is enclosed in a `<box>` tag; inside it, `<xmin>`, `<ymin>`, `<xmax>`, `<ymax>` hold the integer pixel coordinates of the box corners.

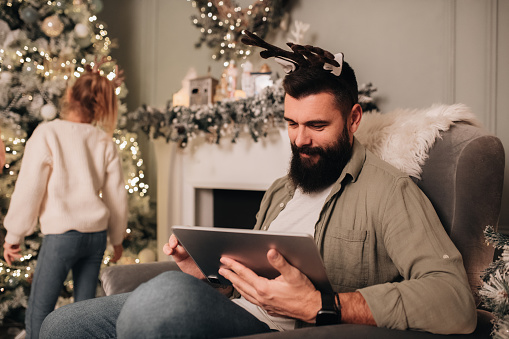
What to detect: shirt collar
<box><xmin>339</xmin><ymin>137</ymin><xmax>366</xmax><ymax>184</ymax></box>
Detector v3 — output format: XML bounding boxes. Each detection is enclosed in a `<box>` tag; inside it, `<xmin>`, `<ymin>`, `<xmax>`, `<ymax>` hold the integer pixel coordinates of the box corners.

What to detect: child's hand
<box><xmin>110</xmin><ymin>244</ymin><xmax>123</xmax><ymax>263</ymax></box>
<box><xmin>2</xmin><ymin>242</ymin><xmax>22</xmax><ymax>266</ymax></box>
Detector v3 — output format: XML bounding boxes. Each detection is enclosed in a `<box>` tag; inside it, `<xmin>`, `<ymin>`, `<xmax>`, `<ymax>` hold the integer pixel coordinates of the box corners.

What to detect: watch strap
<box><xmin>316</xmin><ymin>292</ymin><xmax>341</xmax><ymax>326</ymax></box>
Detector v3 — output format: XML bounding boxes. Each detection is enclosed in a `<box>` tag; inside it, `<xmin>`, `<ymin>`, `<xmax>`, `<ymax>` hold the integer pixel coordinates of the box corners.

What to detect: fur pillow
<box><xmin>356</xmin><ymin>104</ymin><xmax>481</xmax><ymax>179</ymax></box>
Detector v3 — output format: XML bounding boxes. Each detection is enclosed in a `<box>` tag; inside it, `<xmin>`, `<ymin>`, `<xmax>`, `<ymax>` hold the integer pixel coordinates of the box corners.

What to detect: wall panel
<box><xmin>100</xmin><ymin>0</ymin><xmax>509</xmax><ymax>233</ymax></box>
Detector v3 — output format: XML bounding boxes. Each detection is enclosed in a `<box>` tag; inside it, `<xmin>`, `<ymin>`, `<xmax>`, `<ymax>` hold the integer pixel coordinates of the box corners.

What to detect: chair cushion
<box><xmin>100</xmin><ymin>261</ymin><xmax>180</xmax><ymax>296</ymax></box>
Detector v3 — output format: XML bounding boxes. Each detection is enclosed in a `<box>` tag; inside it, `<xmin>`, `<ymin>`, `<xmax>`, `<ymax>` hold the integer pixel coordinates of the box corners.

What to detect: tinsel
<box><xmin>480</xmin><ymin>226</ymin><xmax>509</xmax><ymax>338</ymax></box>
<box><xmin>189</xmin><ymin>0</ymin><xmax>289</xmax><ymax>61</ymax></box>
<box><xmin>126</xmin><ymin>82</ymin><xmax>378</xmax><ymax>147</ymax></box>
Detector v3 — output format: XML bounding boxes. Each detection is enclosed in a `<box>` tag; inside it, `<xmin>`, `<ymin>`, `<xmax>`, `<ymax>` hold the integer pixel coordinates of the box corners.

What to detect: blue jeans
<box><xmin>40</xmin><ymin>271</ymin><xmax>273</xmax><ymax>338</ymax></box>
<box><xmin>26</xmin><ymin>230</ymin><xmax>107</xmax><ymax>339</ymax></box>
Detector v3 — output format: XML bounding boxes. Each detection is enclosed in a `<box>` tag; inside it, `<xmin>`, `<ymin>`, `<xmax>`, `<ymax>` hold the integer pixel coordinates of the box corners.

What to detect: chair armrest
<box><xmin>100</xmin><ymin>261</ymin><xmax>180</xmax><ymax>296</ymax></box>
<box><xmin>233</xmin><ymin>310</ymin><xmax>492</xmax><ymax>339</ymax></box>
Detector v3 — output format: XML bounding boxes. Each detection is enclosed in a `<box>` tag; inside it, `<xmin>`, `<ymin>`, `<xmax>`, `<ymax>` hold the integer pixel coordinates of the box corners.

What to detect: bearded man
<box><xmin>40</xmin><ymin>34</ymin><xmax>475</xmax><ymax>338</ymax></box>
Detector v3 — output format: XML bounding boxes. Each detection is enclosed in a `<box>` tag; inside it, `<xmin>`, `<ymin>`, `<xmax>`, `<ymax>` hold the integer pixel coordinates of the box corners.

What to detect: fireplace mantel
<box><xmin>152</xmin><ymin>128</ymin><xmax>291</xmax><ymax>260</ymax></box>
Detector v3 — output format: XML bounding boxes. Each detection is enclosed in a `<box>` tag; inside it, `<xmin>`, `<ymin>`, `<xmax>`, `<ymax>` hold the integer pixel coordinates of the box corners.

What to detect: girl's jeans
<box><xmin>25</xmin><ymin>230</ymin><xmax>107</xmax><ymax>339</ymax></box>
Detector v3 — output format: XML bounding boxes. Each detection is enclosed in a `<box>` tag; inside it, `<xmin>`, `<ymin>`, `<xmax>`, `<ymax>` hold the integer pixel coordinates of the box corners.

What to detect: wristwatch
<box><xmin>316</xmin><ymin>292</ymin><xmax>341</xmax><ymax>326</ymax></box>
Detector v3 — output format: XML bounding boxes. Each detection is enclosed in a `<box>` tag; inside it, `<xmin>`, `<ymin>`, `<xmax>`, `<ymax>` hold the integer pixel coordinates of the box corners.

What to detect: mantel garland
<box><xmin>126</xmin><ymin>82</ymin><xmax>378</xmax><ymax>148</ymax></box>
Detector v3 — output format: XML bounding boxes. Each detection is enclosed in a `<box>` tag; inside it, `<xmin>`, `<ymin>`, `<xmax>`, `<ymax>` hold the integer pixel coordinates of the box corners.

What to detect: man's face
<box><xmin>284</xmin><ymin>92</ymin><xmax>354</xmax><ymax>193</ymax></box>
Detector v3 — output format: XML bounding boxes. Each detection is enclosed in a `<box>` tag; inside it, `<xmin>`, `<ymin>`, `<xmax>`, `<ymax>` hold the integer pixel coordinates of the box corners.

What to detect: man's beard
<box><xmin>288</xmin><ymin>126</ymin><xmax>352</xmax><ymax>194</ymax></box>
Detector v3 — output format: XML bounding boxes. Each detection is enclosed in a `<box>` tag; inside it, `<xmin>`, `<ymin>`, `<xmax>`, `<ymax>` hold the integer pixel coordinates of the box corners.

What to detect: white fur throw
<box><xmin>355</xmin><ymin>104</ymin><xmax>481</xmax><ymax>179</ymax></box>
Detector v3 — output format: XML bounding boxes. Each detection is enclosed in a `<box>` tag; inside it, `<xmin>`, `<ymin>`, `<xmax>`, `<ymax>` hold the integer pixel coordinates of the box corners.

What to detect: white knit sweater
<box><xmin>4</xmin><ymin>119</ymin><xmax>128</xmax><ymax>246</ymax></box>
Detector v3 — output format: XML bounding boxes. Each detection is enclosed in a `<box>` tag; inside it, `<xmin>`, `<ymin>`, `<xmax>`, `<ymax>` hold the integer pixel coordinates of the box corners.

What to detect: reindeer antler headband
<box><xmin>84</xmin><ymin>56</ymin><xmax>125</xmax><ymax>88</ymax></box>
<box><xmin>241</xmin><ymin>30</ymin><xmax>344</xmax><ymax>77</ymax></box>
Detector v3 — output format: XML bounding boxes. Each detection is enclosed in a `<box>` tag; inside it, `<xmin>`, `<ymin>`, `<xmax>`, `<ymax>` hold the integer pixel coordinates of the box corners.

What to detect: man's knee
<box><xmin>39</xmin><ymin>305</ymin><xmax>75</xmax><ymax>339</ymax></box>
<box><xmin>117</xmin><ymin>271</ymin><xmax>215</xmax><ymax>337</ymax></box>
<box><xmin>41</xmin><ymin>293</ymin><xmax>129</xmax><ymax>339</ymax></box>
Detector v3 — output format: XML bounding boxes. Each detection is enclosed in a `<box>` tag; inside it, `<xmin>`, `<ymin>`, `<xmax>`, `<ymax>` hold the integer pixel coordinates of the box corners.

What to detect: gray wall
<box><xmin>100</xmin><ymin>0</ymin><xmax>509</xmax><ymax>231</ymax></box>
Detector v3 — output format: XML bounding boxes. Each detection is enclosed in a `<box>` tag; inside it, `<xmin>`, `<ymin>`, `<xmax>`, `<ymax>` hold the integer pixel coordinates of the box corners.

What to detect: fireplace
<box><xmin>152</xmin><ymin>129</ymin><xmax>291</xmax><ymax>260</ymax></box>
<box><xmin>195</xmin><ymin>188</ymin><xmax>266</xmax><ymax>228</ymax></box>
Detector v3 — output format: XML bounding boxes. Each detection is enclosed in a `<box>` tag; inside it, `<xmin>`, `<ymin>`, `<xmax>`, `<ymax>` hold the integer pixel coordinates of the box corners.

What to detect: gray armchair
<box><xmin>100</xmin><ymin>122</ymin><xmax>505</xmax><ymax>338</ymax></box>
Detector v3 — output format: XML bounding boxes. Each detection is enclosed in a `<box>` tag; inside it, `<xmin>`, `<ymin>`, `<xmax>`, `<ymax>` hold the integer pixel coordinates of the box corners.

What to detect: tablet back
<box><xmin>172</xmin><ymin>225</ymin><xmax>333</xmax><ymax>293</ymax></box>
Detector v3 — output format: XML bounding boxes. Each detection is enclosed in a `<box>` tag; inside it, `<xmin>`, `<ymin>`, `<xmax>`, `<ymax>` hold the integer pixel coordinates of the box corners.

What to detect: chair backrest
<box><xmin>414</xmin><ymin>122</ymin><xmax>505</xmax><ymax>305</ymax></box>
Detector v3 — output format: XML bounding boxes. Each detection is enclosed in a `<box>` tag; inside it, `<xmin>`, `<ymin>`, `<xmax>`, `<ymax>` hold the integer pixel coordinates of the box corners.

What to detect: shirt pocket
<box><xmin>322</xmin><ymin>229</ymin><xmax>369</xmax><ymax>291</ymax></box>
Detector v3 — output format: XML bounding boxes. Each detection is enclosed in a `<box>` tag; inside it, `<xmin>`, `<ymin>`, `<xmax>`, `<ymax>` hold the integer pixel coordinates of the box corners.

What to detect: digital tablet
<box><xmin>172</xmin><ymin>225</ymin><xmax>333</xmax><ymax>293</ymax></box>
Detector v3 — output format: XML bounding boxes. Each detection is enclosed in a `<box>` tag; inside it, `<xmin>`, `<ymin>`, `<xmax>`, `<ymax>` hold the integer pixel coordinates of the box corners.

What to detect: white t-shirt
<box><xmin>232</xmin><ymin>184</ymin><xmax>334</xmax><ymax>331</ymax></box>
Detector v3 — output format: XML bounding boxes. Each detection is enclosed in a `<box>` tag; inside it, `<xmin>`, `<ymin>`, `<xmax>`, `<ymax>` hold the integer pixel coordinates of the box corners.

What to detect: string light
<box><xmin>113</xmin><ymin>133</ymin><xmax>149</xmax><ymax>197</ymax></box>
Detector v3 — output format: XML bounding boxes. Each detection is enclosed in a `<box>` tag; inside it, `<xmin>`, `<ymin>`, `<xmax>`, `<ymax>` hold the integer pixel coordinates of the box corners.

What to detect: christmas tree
<box><xmin>480</xmin><ymin>226</ymin><xmax>509</xmax><ymax>338</ymax></box>
<box><xmin>0</xmin><ymin>0</ymin><xmax>154</xmax><ymax>324</ymax></box>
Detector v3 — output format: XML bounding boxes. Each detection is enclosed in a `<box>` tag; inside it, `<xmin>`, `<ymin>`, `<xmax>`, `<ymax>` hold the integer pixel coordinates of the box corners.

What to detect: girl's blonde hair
<box><xmin>61</xmin><ymin>71</ymin><xmax>119</xmax><ymax>135</ymax></box>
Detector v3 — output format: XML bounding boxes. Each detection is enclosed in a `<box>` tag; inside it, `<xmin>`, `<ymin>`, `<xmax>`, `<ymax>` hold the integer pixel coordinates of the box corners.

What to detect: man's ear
<box><xmin>348</xmin><ymin>104</ymin><xmax>362</xmax><ymax>134</ymax></box>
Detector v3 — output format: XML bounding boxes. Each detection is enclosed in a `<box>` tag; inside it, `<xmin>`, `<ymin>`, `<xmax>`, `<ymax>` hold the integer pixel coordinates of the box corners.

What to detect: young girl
<box><xmin>1</xmin><ymin>63</ymin><xmax>128</xmax><ymax>339</ymax></box>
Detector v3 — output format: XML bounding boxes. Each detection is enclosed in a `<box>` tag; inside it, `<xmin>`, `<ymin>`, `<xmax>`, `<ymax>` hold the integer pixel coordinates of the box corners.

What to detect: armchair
<box><xmin>100</xmin><ymin>110</ymin><xmax>505</xmax><ymax>338</ymax></box>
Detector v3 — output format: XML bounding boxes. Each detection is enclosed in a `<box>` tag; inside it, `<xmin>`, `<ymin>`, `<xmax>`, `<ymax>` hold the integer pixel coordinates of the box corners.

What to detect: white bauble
<box><xmin>74</xmin><ymin>23</ymin><xmax>90</xmax><ymax>38</ymax></box>
<box><xmin>0</xmin><ymin>71</ymin><xmax>12</xmax><ymax>84</ymax></box>
<box><xmin>138</xmin><ymin>248</ymin><xmax>156</xmax><ymax>263</ymax></box>
<box><xmin>41</xmin><ymin>103</ymin><xmax>57</xmax><ymax>120</ymax></box>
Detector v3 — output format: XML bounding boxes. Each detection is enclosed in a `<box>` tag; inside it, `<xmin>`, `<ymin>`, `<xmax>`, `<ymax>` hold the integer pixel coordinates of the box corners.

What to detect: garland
<box><xmin>125</xmin><ymin>82</ymin><xmax>378</xmax><ymax>148</ymax></box>
<box><xmin>127</xmin><ymin>82</ymin><xmax>286</xmax><ymax>147</ymax></box>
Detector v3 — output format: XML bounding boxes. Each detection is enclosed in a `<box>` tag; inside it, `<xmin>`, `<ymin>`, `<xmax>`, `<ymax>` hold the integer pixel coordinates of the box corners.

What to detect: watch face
<box><xmin>316</xmin><ymin>310</ymin><xmax>339</xmax><ymax>326</ymax></box>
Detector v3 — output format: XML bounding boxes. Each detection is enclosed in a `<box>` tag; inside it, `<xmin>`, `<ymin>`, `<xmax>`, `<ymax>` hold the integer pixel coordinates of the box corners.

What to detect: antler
<box><xmin>287</xmin><ymin>43</ymin><xmax>339</xmax><ymax>68</ymax></box>
<box><xmin>241</xmin><ymin>30</ymin><xmax>340</xmax><ymax>72</ymax></box>
<box><xmin>241</xmin><ymin>30</ymin><xmax>308</xmax><ymax>68</ymax></box>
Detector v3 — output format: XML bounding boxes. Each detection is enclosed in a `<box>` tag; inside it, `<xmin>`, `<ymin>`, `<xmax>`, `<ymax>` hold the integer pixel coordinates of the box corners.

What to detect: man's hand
<box><xmin>110</xmin><ymin>244</ymin><xmax>123</xmax><ymax>263</ymax></box>
<box><xmin>2</xmin><ymin>242</ymin><xmax>22</xmax><ymax>266</ymax></box>
<box><xmin>163</xmin><ymin>234</ymin><xmax>205</xmax><ymax>280</ymax></box>
<box><xmin>218</xmin><ymin>248</ymin><xmax>321</xmax><ymax>323</ymax></box>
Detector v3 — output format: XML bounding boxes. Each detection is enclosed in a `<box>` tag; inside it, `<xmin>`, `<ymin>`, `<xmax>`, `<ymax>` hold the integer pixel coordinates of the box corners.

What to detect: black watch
<box><xmin>316</xmin><ymin>292</ymin><xmax>341</xmax><ymax>326</ymax></box>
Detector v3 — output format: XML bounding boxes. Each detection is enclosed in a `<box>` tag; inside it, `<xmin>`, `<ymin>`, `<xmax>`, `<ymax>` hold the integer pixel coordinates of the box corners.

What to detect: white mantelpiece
<box><xmin>152</xmin><ymin>129</ymin><xmax>291</xmax><ymax>260</ymax></box>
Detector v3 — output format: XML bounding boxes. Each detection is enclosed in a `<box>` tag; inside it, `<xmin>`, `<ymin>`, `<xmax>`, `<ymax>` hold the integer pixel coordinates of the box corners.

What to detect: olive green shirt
<box><xmin>253</xmin><ymin>138</ymin><xmax>476</xmax><ymax>334</ymax></box>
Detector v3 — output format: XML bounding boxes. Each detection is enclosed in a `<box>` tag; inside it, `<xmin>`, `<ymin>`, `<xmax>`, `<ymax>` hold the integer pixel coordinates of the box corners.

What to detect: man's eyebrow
<box><xmin>284</xmin><ymin>117</ymin><xmax>330</xmax><ymax>125</ymax></box>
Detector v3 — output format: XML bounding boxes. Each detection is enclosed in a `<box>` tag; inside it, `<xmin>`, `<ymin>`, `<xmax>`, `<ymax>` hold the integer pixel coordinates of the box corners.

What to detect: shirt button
<box><xmin>279</xmin><ymin>203</ymin><xmax>285</xmax><ymax>208</ymax></box>
<box><xmin>442</xmin><ymin>254</ymin><xmax>449</xmax><ymax>259</ymax></box>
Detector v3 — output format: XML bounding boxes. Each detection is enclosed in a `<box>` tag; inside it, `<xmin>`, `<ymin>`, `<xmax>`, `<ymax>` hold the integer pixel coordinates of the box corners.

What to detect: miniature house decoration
<box><xmin>189</xmin><ymin>76</ymin><xmax>218</xmax><ymax>106</ymax></box>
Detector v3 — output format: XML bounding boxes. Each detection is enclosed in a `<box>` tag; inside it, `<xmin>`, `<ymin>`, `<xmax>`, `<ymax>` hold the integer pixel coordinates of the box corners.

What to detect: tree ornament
<box><xmin>19</xmin><ymin>6</ymin><xmax>39</xmax><ymax>24</ymax></box>
<box><xmin>89</xmin><ymin>0</ymin><xmax>103</xmax><ymax>14</ymax></box>
<box><xmin>53</xmin><ymin>1</ymin><xmax>66</xmax><ymax>10</ymax></box>
<box><xmin>40</xmin><ymin>103</ymin><xmax>57</xmax><ymax>120</ymax></box>
<box><xmin>76</xmin><ymin>37</ymin><xmax>92</xmax><ymax>48</ymax></box>
<box><xmin>41</xmin><ymin>15</ymin><xmax>64</xmax><ymax>38</ymax></box>
<box><xmin>74</xmin><ymin>23</ymin><xmax>90</xmax><ymax>38</ymax></box>
<box><xmin>0</xmin><ymin>70</ymin><xmax>13</xmax><ymax>84</ymax></box>
<box><xmin>22</xmin><ymin>60</ymin><xmax>37</xmax><ymax>74</ymax></box>
<box><xmin>138</xmin><ymin>248</ymin><xmax>156</xmax><ymax>263</ymax></box>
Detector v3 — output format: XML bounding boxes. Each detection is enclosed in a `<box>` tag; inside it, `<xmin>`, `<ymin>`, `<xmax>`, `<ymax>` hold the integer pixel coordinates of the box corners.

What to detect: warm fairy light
<box><xmin>189</xmin><ymin>0</ymin><xmax>276</xmax><ymax>60</ymax></box>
